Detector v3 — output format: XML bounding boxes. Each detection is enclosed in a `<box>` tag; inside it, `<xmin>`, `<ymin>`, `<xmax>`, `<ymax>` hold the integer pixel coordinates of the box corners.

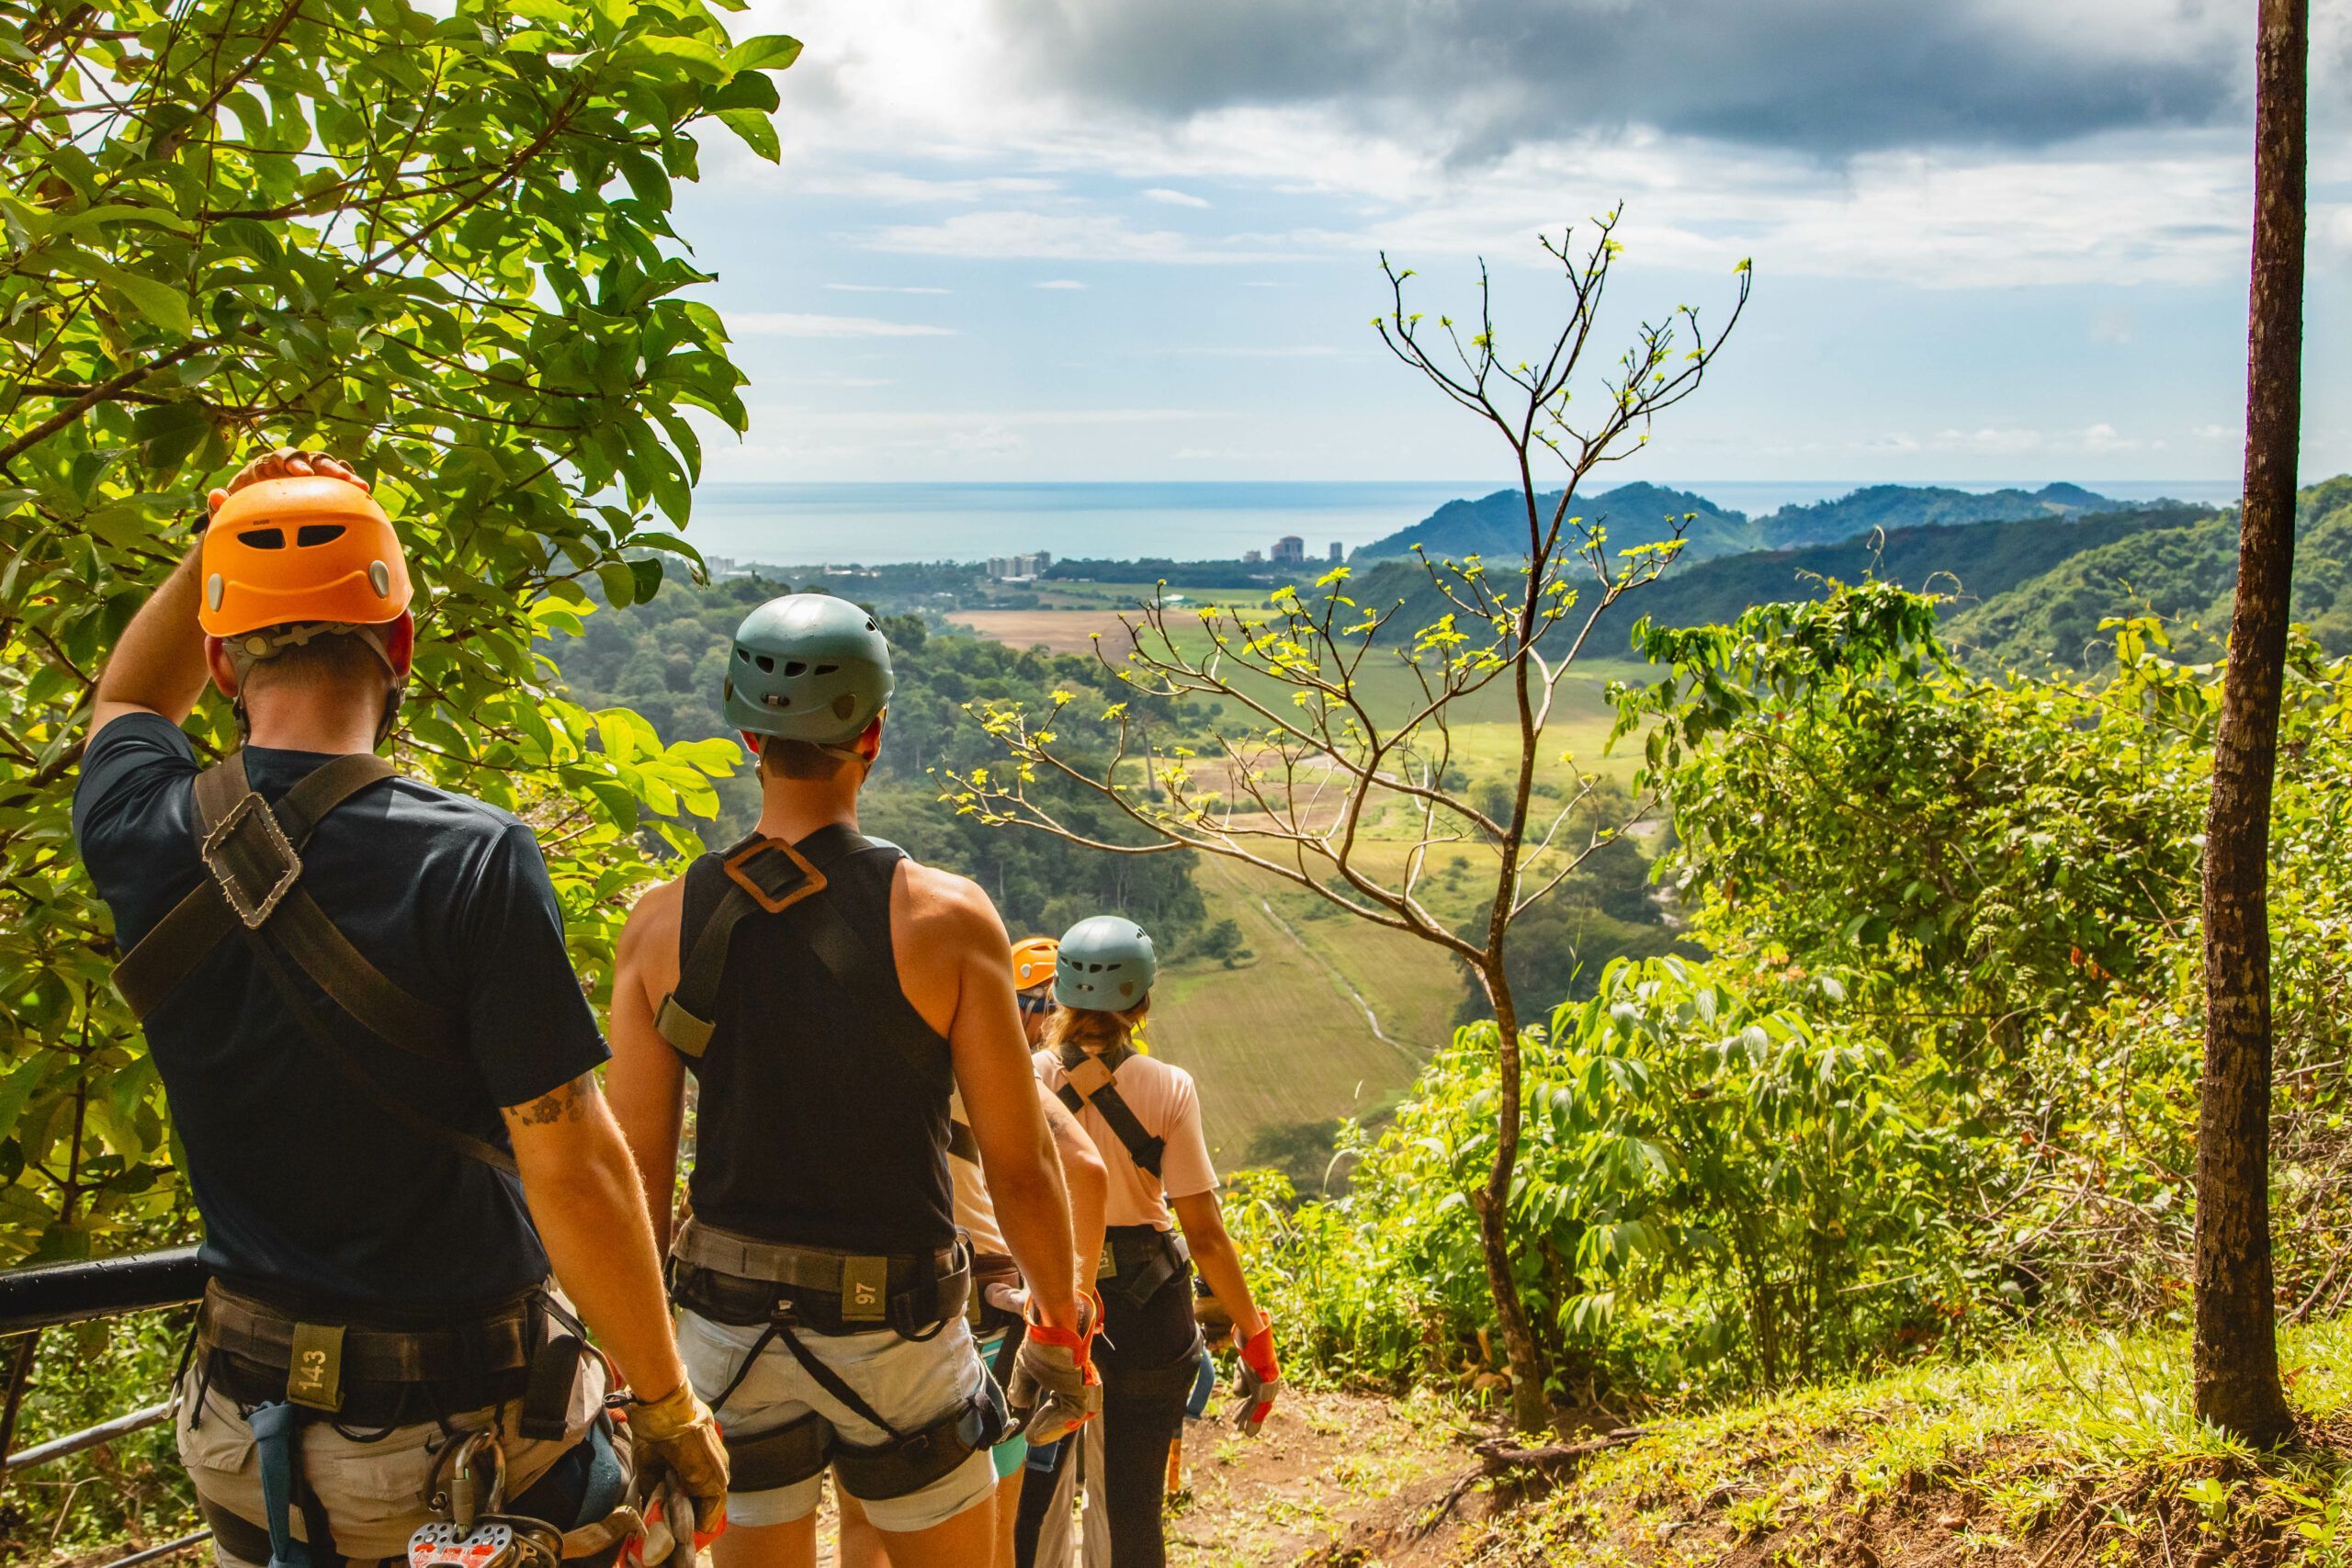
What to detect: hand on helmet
<box><xmin>1008</xmin><ymin>1291</ymin><xmax>1102</xmax><ymax>1446</ymax></box>
<box><xmin>1230</xmin><ymin>1321</ymin><xmax>1280</xmax><ymax>1436</ymax></box>
<box><xmin>208</xmin><ymin>446</ymin><xmax>369</xmax><ymax>519</ymax></box>
<box><xmin>624</xmin><ymin>1381</ymin><xmax>729</xmax><ymax>1540</ymax></box>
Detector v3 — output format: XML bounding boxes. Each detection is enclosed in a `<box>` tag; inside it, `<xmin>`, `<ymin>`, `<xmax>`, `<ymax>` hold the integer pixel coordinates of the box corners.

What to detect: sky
<box><xmin>673</xmin><ymin>0</ymin><xmax>2352</xmax><ymax>487</ymax></box>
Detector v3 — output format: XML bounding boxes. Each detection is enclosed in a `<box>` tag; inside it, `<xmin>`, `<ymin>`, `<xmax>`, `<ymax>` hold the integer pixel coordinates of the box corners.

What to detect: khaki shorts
<box><xmin>176</xmin><ymin>1354</ymin><xmax>608</xmax><ymax>1567</ymax></box>
<box><xmin>678</xmin><ymin>1308</ymin><xmax>994</xmax><ymax>1533</ymax></box>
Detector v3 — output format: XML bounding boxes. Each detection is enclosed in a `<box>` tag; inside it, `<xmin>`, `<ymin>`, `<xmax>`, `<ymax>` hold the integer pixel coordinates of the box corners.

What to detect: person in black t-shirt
<box><xmin>73</xmin><ymin>448</ymin><xmax>726</xmax><ymax>1566</ymax></box>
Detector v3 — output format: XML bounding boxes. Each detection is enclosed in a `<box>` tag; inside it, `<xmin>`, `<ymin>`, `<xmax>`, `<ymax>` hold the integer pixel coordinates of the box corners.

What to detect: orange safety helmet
<box><xmin>1011</xmin><ymin>936</ymin><xmax>1059</xmax><ymax>991</ymax></box>
<box><xmin>200</xmin><ymin>476</ymin><xmax>412</xmax><ymax>643</ymax></box>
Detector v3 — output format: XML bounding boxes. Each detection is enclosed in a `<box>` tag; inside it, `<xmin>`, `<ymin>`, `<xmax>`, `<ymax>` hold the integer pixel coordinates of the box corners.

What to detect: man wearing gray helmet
<box><xmin>605</xmin><ymin>593</ymin><xmax>1098</xmax><ymax>1568</ymax></box>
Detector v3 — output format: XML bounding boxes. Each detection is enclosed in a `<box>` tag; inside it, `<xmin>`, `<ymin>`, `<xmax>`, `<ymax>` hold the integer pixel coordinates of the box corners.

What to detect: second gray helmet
<box><xmin>722</xmin><ymin>593</ymin><xmax>894</xmax><ymax>748</ymax></box>
<box><xmin>1054</xmin><ymin>916</ymin><xmax>1157</xmax><ymax>1011</ymax></box>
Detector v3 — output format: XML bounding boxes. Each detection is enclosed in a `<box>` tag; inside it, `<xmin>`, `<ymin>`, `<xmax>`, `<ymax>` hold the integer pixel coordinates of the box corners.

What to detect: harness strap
<box><xmin>655</xmin><ymin>829</ymin><xmax>935</xmax><ymax>1075</ymax></box>
<box><xmin>722</xmin><ymin>1410</ymin><xmax>831</xmax><ymax>1494</ymax></box>
<box><xmin>1055</xmin><ymin>1044</ymin><xmax>1166</xmax><ymax>1179</ymax></box>
<box><xmin>116</xmin><ymin>753</ymin><xmax>414</xmax><ymax>1023</ymax></box>
<box><xmin>242</xmin><ymin>924</ymin><xmax>519</xmax><ymax>1179</ymax></box>
<box><xmin>946</xmin><ymin>1119</ymin><xmax>980</xmax><ymax>1167</ymax></box>
<box><xmin>1098</xmin><ymin>1224</ymin><xmax>1190</xmax><ymax>1310</ymax></box>
<box><xmin>249</xmin><ymin>1401</ymin><xmax>313</xmax><ymax>1568</ymax></box>
<box><xmin>198</xmin><ymin>1281</ymin><xmax>543</xmax><ymax>1385</ymax></box>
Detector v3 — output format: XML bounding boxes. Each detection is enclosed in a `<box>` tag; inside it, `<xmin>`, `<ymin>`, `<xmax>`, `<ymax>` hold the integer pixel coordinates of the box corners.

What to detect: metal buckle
<box><xmin>725</xmin><ymin>837</ymin><xmax>828</xmax><ymax>915</ymax></box>
<box><xmin>200</xmin><ymin>793</ymin><xmax>301</xmax><ymax>930</ymax></box>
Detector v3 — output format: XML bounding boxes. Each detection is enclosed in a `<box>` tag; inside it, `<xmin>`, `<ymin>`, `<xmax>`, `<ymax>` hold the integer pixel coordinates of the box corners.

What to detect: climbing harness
<box><xmin>112</xmin><ymin>752</ymin><xmax>514</xmax><ymax>1177</ymax></box>
<box><xmin>187</xmin><ymin>1284</ymin><xmax>639</xmax><ymax>1568</ymax></box>
<box><xmin>653</xmin><ymin>830</ymin><xmax>929</xmax><ymax>1077</ymax></box>
<box><xmin>1053</xmin><ymin>1043</ymin><xmax>1166</xmax><ymax>1179</ymax></box>
<box><xmin>667</xmin><ymin>1218</ymin><xmax>1006</xmax><ymax>1502</ymax></box>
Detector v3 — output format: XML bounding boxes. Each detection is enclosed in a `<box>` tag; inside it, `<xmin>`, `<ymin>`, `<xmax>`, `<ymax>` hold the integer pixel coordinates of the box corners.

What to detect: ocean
<box><xmin>682</xmin><ymin>479</ymin><xmax>2245</xmax><ymax>567</ymax></box>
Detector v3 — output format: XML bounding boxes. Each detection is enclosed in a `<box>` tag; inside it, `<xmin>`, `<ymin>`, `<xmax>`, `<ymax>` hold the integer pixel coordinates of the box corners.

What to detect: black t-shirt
<box><xmin>73</xmin><ymin>714</ymin><xmax>609</xmax><ymax>1316</ymax></box>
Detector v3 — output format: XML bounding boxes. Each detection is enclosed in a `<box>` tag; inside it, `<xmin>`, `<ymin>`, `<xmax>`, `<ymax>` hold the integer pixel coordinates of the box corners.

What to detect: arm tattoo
<box><xmin>507</xmin><ymin>1073</ymin><xmax>595</xmax><ymax>1126</ymax></box>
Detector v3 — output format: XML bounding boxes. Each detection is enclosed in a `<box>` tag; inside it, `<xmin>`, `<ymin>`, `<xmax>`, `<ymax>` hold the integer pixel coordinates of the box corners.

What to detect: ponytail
<box><xmin>1045</xmin><ymin>995</ymin><xmax>1149</xmax><ymax>1055</ymax></box>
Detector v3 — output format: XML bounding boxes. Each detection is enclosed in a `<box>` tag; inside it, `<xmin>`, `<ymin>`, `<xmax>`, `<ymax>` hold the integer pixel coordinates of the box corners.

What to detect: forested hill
<box><xmin>1947</xmin><ymin>473</ymin><xmax>2352</xmax><ymax>671</ymax></box>
<box><xmin>1350</xmin><ymin>479</ymin><xmax>2128</xmax><ymax>566</ymax></box>
<box><xmin>1340</xmin><ymin>479</ymin><xmax>2349</xmax><ymax>675</ymax></box>
<box><xmin>1757</xmin><ymin>480</ymin><xmax>2119</xmax><ymax>547</ymax></box>
<box><xmin>1351</xmin><ymin>482</ymin><xmax>1753</xmax><ymax>563</ymax></box>
<box><xmin>1615</xmin><ymin>502</ymin><xmax>2209</xmax><ymax>633</ymax></box>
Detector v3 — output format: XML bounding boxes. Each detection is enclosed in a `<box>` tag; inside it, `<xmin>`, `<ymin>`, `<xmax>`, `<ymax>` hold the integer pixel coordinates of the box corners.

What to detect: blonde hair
<box><xmin>1044</xmin><ymin>996</ymin><xmax>1149</xmax><ymax>1055</ymax></box>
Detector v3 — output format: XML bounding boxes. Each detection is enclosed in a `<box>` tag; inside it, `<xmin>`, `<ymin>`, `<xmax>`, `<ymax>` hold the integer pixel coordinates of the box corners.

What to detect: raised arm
<box><xmin>605</xmin><ymin>879</ymin><xmax>691</xmax><ymax>1248</ymax></box>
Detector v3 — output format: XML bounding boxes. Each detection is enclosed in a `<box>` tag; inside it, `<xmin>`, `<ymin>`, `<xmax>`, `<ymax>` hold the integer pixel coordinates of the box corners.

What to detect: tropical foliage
<box><xmin>1230</xmin><ymin>570</ymin><xmax>2352</xmax><ymax>1414</ymax></box>
<box><xmin>0</xmin><ymin>0</ymin><xmax>790</xmax><ymax>1263</ymax></box>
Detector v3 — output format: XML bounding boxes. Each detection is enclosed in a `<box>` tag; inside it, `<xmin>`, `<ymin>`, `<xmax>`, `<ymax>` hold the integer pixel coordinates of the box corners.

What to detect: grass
<box><xmin>1451</xmin><ymin>1318</ymin><xmax>2352</xmax><ymax>1566</ymax></box>
<box><xmin>1144</xmin><ymin>856</ymin><xmax>1463</xmax><ymax>1165</ymax></box>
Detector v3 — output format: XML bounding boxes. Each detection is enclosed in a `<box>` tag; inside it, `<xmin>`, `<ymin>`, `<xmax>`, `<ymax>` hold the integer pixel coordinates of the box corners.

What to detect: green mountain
<box><xmin>1352</xmin><ymin>482</ymin><xmax>1757</xmax><ymax>565</ymax></box>
<box><xmin>1758</xmin><ymin>482</ymin><xmax>2123</xmax><ymax>547</ymax></box>
<box><xmin>1608</xmin><ymin>503</ymin><xmax>2209</xmax><ymax>634</ymax></box>
<box><xmin>1947</xmin><ymin>475</ymin><xmax>2352</xmax><ymax>672</ymax></box>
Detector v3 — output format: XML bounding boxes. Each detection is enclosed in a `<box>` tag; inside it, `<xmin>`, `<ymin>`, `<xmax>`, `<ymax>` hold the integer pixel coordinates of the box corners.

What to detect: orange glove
<box><xmin>1232</xmin><ymin>1322</ymin><xmax>1280</xmax><ymax>1436</ymax></box>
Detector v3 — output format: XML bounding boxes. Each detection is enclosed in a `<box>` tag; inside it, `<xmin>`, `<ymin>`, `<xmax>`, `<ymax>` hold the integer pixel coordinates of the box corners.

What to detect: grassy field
<box><xmin>1138</xmin><ymin>856</ymin><xmax>1464</xmax><ymax>1168</ymax></box>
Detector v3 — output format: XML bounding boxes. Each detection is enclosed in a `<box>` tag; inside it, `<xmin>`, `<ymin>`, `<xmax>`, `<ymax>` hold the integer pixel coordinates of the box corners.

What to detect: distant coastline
<box><xmin>684</xmin><ymin>479</ymin><xmax>2245</xmax><ymax>567</ymax></box>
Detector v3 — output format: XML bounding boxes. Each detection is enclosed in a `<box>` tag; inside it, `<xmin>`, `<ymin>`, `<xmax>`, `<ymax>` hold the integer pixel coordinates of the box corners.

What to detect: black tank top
<box><xmin>676</xmin><ymin>825</ymin><xmax>956</xmax><ymax>1255</ymax></box>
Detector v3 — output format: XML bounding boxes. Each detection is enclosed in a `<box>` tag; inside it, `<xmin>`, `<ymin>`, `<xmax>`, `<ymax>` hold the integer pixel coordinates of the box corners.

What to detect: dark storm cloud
<box><xmin>989</xmin><ymin>0</ymin><xmax>2245</xmax><ymax>156</ymax></box>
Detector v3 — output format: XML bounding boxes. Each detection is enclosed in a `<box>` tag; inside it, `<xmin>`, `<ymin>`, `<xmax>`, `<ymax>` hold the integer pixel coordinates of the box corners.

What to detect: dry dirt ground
<box><xmin>948</xmin><ymin>609</ymin><xmax>1135</xmax><ymax>655</ymax></box>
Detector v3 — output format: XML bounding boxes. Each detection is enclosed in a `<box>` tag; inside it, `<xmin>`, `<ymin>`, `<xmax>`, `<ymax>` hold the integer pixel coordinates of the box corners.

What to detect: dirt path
<box><xmin>1162</xmin><ymin>1388</ymin><xmax>1478</xmax><ymax>1565</ymax></box>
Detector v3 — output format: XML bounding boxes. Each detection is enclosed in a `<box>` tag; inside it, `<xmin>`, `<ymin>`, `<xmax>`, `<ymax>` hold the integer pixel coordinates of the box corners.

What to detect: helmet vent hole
<box><xmin>736</xmin><ymin>649</ymin><xmax>752</xmax><ymax>663</ymax></box>
<box><xmin>782</xmin><ymin>660</ymin><xmax>807</xmax><ymax>677</ymax></box>
<box><xmin>240</xmin><ymin>527</ymin><xmax>286</xmax><ymax>549</ymax></box>
<box><xmin>754</xmin><ymin>654</ymin><xmax>775</xmax><ymax>672</ymax></box>
<box><xmin>296</xmin><ymin>524</ymin><xmax>345</xmax><ymax>547</ymax></box>
<box><xmin>813</xmin><ymin>663</ymin><xmax>838</xmax><ymax>676</ymax></box>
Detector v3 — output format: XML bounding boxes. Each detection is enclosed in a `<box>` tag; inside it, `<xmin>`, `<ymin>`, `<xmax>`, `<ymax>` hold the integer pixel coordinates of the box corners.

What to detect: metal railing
<box><xmin>2</xmin><ymin>1250</ymin><xmax>210</xmax><ymax>1568</ymax></box>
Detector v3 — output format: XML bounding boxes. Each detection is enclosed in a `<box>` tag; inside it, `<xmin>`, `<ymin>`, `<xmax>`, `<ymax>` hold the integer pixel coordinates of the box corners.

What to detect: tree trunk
<box><xmin>1474</xmin><ymin>963</ymin><xmax>1551</xmax><ymax>1434</ymax></box>
<box><xmin>2192</xmin><ymin>0</ymin><xmax>2304</xmax><ymax>1450</ymax></box>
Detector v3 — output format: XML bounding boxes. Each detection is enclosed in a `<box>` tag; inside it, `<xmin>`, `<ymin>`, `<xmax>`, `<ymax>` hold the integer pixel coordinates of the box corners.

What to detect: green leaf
<box><xmin>722</xmin><ymin>33</ymin><xmax>803</xmax><ymax>73</ymax></box>
<box><xmin>716</xmin><ymin>107</ymin><xmax>779</xmax><ymax>163</ymax></box>
<box><xmin>48</xmin><ymin>251</ymin><xmax>191</xmax><ymax>334</ymax></box>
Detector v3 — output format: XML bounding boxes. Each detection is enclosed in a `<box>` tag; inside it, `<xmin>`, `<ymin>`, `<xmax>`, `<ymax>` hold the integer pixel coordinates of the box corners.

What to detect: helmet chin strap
<box><xmin>226</xmin><ymin>623</ymin><xmax>405</xmax><ymax>748</ymax></box>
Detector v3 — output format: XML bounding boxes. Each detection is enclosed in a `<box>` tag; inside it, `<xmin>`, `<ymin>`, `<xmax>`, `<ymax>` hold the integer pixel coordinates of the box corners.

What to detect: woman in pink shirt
<box><xmin>1022</xmin><ymin>917</ymin><xmax>1280</xmax><ymax>1566</ymax></box>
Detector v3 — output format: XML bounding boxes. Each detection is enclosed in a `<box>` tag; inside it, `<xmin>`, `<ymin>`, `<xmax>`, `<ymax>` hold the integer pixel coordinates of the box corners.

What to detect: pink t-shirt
<box><xmin>1033</xmin><ymin>1047</ymin><xmax>1219</xmax><ymax>1231</ymax></box>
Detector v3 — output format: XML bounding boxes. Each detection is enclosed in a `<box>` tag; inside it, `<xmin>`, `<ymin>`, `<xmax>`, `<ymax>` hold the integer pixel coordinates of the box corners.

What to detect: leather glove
<box><xmin>1230</xmin><ymin>1321</ymin><xmax>1281</xmax><ymax>1436</ymax></box>
<box><xmin>1008</xmin><ymin>1292</ymin><xmax>1102</xmax><ymax>1446</ymax></box>
<box><xmin>627</xmin><ymin>1382</ymin><xmax>729</xmax><ymax>1540</ymax></box>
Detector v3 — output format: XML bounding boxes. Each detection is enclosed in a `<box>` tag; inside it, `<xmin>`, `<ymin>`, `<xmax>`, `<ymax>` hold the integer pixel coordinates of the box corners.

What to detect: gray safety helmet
<box><xmin>1054</xmin><ymin>916</ymin><xmax>1158</xmax><ymax>1011</ymax></box>
<box><xmin>722</xmin><ymin>593</ymin><xmax>894</xmax><ymax>748</ymax></box>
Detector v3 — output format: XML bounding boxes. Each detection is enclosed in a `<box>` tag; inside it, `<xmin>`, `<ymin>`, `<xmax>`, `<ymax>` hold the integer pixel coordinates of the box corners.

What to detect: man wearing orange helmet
<box><xmin>73</xmin><ymin>449</ymin><xmax>725</xmax><ymax>1567</ymax></box>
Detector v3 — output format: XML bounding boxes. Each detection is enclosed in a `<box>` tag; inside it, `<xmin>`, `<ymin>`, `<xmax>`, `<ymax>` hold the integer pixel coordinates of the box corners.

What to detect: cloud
<box><xmin>727</xmin><ymin>312</ymin><xmax>960</xmax><ymax>338</ymax></box>
<box><xmin>860</xmin><ymin>209</ymin><xmax>1301</xmax><ymax>263</ymax></box>
<box><xmin>1142</xmin><ymin>186</ymin><xmax>1210</xmax><ymax>207</ymax></box>
<box><xmin>825</xmin><ymin>283</ymin><xmax>954</xmax><ymax>295</ymax></box>
<box><xmin>1891</xmin><ymin>422</ymin><xmax>2154</xmax><ymax>456</ymax></box>
<box><xmin>987</xmin><ymin>0</ymin><xmax>2251</xmax><ymax>158</ymax></box>
<box><xmin>1034</xmin><ymin>278</ymin><xmax>1089</xmax><ymax>289</ymax></box>
<box><xmin>2088</xmin><ymin>309</ymin><xmax>2135</xmax><ymax>344</ymax></box>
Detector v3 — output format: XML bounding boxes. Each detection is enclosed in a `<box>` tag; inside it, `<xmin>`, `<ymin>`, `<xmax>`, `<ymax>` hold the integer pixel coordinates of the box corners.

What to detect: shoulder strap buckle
<box><xmin>724</xmin><ymin>837</ymin><xmax>829</xmax><ymax>915</ymax></box>
<box><xmin>201</xmin><ymin>792</ymin><xmax>303</xmax><ymax>930</ymax></box>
